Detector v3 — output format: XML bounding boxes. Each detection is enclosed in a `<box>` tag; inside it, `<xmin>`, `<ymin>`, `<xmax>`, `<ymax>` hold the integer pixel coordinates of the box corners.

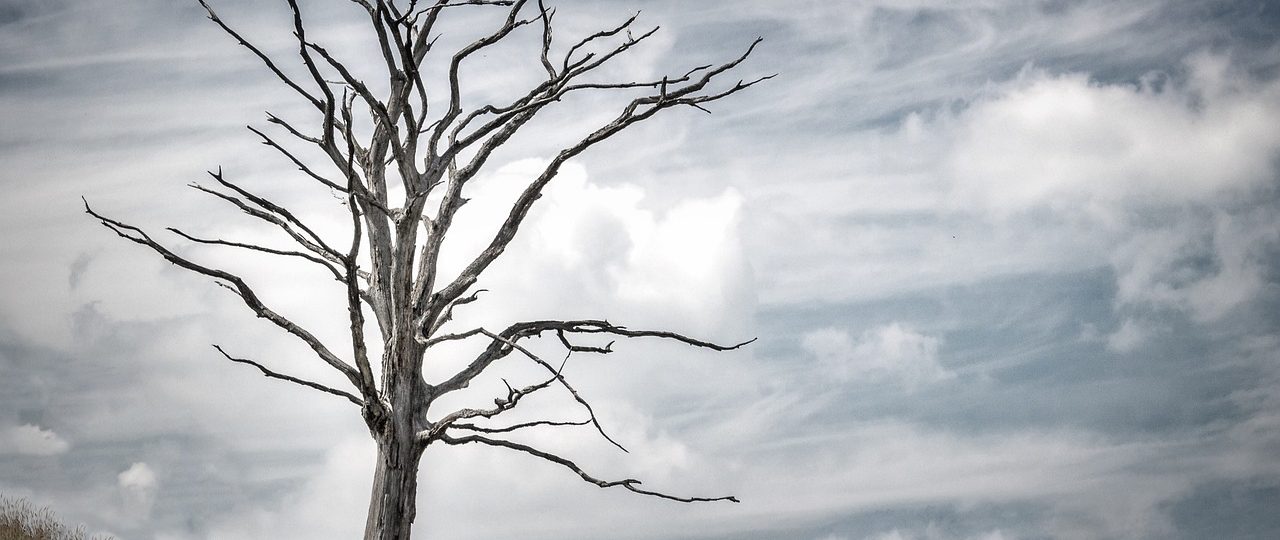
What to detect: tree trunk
<box><xmin>363</xmin><ymin>434</ymin><xmax>423</xmax><ymax>540</ymax></box>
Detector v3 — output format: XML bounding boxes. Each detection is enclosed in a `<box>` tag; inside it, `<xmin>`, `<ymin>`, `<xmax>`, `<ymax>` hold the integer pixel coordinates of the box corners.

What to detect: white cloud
<box><xmin>751</xmin><ymin>49</ymin><xmax>1280</xmax><ymax>310</ymax></box>
<box><xmin>438</xmin><ymin>158</ymin><xmax>754</xmax><ymax>339</ymax></box>
<box><xmin>938</xmin><ymin>53</ymin><xmax>1280</xmax><ymax>333</ymax></box>
<box><xmin>0</xmin><ymin>424</ymin><xmax>70</xmax><ymax>456</ymax></box>
<box><xmin>803</xmin><ymin>323</ymin><xmax>951</xmax><ymax>389</ymax></box>
<box><xmin>1109</xmin><ymin>206</ymin><xmax>1279</xmax><ymax>326</ymax></box>
<box><xmin>744</xmin><ymin>49</ymin><xmax>1280</xmax><ymax>360</ymax></box>
<box><xmin>947</xmin><ymin>53</ymin><xmax>1280</xmax><ymax>221</ymax></box>
<box><xmin>578</xmin><ymin>401</ymin><xmax>695</xmax><ymax>482</ymax></box>
<box><xmin>117</xmin><ymin>462</ymin><xmax>158</xmax><ymax>520</ymax></box>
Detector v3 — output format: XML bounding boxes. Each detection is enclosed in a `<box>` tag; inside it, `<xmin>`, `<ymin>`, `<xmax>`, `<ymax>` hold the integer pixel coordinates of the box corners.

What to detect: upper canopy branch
<box><xmin>436</xmin><ymin>13</ymin><xmax>661</xmax><ymax>171</ymax></box>
<box><xmin>197</xmin><ymin>0</ymin><xmax>324</xmax><ymax>112</ymax></box>
<box><xmin>423</xmin><ymin>37</ymin><xmax>769</xmax><ymax>316</ymax></box>
<box><xmin>201</xmin><ymin>0</ymin><xmax>394</xmax><ymax>219</ymax></box>
<box><xmin>303</xmin><ymin>41</ymin><xmax>409</xmax><ymax>174</ymax></box>
<box><xmin>247</xmin><ymin>125</ymin><xmax>348</xmax><ymax>193</ymax></box>
<box><xmin>193</xmin><ymin>169</ymin><xmax>345</xmax><ymax>261</ymax></box>
<box><xmin>285</xmin><ymin>0</ymin><xmax>339</xmax><ymax>144</ymax></box>
<box><xmin>398</xmin><ymin>0</ymin><xmax>525</xmax><ymax>134</ymax></box>
<box><xmin>428</xmin><ymin>0</ymin><xmax>537</xmax><ymax>158</ymax></box>
<box><xmin>165</xmin><ymin>226</ymin><xmax>345</xmax><ymax>282</ymax></box>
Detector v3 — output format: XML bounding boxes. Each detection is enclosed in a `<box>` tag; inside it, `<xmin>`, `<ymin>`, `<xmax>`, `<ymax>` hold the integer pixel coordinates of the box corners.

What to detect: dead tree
<box><xmin>84</xmin><ymin>1</ymin><xmax>767</xmax><ymax>538</ymax></box>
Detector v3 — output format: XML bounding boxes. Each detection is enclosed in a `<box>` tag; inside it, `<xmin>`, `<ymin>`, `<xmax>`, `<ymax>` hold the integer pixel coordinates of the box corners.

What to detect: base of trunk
<box><xmin>363</xmin><ymin>439</ymin><xmax>423</xmax><ymax>540</ymax></box>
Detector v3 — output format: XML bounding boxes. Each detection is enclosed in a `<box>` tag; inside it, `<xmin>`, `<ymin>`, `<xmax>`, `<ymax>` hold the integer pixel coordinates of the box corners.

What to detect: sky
<box><xmin>2</xmin><ymin>0</ymin><xmax>1280</xmax><ymax>538</ymax></box>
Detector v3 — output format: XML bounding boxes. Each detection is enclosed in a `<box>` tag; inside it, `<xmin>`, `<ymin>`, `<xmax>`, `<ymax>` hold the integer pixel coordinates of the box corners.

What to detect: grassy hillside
<box><xmin>0</xmin><ymin>496</ymin><xmax>110</xmax><ymax>540</ymax></box>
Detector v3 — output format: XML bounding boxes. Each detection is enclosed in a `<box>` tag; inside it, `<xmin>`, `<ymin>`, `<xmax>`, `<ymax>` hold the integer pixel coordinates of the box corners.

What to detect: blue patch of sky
<box><xmin>756</xmin><ymin>265</ymin><xmax>1270</xmax><ymax>437</ymax></box>
<box><xmin>1167</xmin><ymin>478</ymin><xmax>1280</xmax><ymax>540</ymax></box>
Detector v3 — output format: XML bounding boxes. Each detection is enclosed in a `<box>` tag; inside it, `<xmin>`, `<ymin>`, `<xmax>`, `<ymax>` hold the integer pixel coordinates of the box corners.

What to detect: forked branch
<box><xmin>479</xmin><ymin>329</ymin><xmax>627</xmax><ymax>451</ymax></box>
<box><xmin>423</xmin><ymin>361</ymin><xmax>563</xmax><ymax>440</ymax></box>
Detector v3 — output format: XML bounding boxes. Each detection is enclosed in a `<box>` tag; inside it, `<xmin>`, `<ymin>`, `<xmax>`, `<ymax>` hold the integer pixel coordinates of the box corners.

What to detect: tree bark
<box><xmin>364</xmin><ymin>432</ymin><xmax>423</xmax><ymax>540</ymax></box>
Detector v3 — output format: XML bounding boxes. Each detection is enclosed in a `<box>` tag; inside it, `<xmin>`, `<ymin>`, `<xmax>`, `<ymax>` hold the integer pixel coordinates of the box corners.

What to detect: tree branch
<box><xmin>197</xmin><ymin>0</ymin><xmax>323</xmax><ymax>111</ymax></box>
<box><xmin>439</xmin><ymin>432</ymin><xmax>739</xmax><ymax>503</ymax></box>
<box><xmin>202</xmin><ymin>168</ymin><xmax>344</xmax><ymax>259</ymax></box>
<box><xmin>83</xmin><ymin>198</ymin><xmax>363</xmax><ymax>392</ymax></box>
<box><xmin>214</xmin><ymin>345</ymin><xmax>363</xmax><ymax>406</ymax></box>
<box><xmin>425</xmin><ymin>38</ymin><xmax>768</xmax><ymax>313</ymax></box>
<box><xmin>451</xmin><ymin>418</ymin><xmax>590</xmax><ymax>434</ymax></box>
<box><xmin>165</xmin><ymin>226</ymin><xmax>345</xmax><ymax>281</ymax></box>
<box><xmin>427</xmin><ymin>0</ymin><xmax>535</xmax><ymax>158</ymax></box>
<box><xmin>420</xmin><ymin>288</ymin><xmax>485</xmax><ymax>339</ymax></box>
<box><xmin>432</xmin><ymin>319</ymin><xmax>753</xmax><ymax>397</ymax></box>
<box><xmin>284</xmin><ymin>0</ymin><xmax>339</xmax><ymax>144</ymax></box>
<box><xmin>477</xmin><ymin>329</ymin><xmax>626</xmax><ymax>451</ymax></box>
<box><xmin>424</xmin><ymin>364</ymin><xmax>562</xmax><ymax>440</ymax></box>
<box><xmin>247</xmin><ymin>125</ymin><xmax>349</xmax><ymax>193</ymax></box>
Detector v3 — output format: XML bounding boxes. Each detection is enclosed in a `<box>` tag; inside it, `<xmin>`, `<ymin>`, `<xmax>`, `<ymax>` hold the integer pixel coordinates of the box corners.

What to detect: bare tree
<box><xmin>84</xmin><ymin>1</ymin><xmax>767</xmax><ymax>538</ymax></box>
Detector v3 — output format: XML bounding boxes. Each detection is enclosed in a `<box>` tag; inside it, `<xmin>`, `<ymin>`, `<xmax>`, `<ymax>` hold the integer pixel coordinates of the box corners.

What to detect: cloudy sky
<box><xmin>3</xmin><ymin>0</ymin><xmax>1280</xmax><ymax>538</ymax></box>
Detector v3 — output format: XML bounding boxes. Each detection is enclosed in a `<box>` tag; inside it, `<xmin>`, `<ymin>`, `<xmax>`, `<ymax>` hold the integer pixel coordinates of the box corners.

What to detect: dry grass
<box><xmin>0</xmin><ymin>496</ymin><xmax>111</xmax><ymax>540</ymax></box>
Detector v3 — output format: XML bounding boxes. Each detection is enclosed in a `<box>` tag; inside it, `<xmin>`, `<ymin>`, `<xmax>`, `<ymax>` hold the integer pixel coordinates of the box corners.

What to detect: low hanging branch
<box><xmin>439</xmin><ymin>432</ymin><xmax>741</xmax><ymax>503</ymax></box>
<box><xmin>86</xmin><ymin>1</ymin><xmax>767</xmax><ymax>538</ymax></box>
<box><xmin>213</xmin><ymin>345</ymin><xmax>364</xmax><ymax>406</ymax></box>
